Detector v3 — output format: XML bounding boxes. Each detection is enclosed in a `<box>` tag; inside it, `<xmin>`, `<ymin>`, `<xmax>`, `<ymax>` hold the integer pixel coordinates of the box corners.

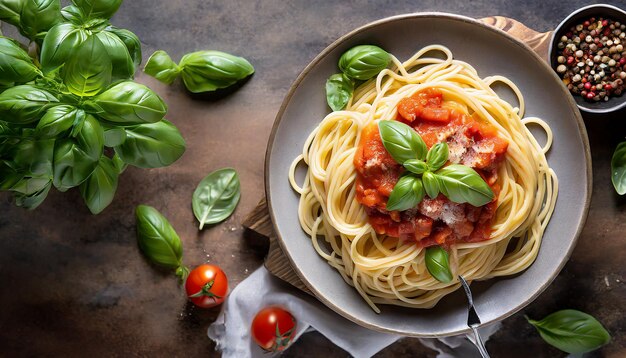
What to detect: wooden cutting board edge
<box><xmin>243</xmin><ymin>16</ymin><xmax>554</xmax><ymax>294</ymax></box>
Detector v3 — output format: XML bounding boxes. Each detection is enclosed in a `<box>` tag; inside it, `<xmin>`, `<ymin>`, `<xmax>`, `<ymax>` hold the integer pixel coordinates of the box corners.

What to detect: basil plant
<box><xmin>0</xmin><ymin>0</ymin><xmax>186</xmax><ymax>214</ymax></box>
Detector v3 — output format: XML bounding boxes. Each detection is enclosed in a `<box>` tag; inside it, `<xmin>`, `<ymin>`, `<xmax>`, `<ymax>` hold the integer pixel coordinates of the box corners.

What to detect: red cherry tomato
<box><xmin>184</xmin><ymin>264</ymin><xmax>228</xmax><ymax>308</ymax></box>
<box><xmin>251</xmin><ymin>306</ymin><xmax>297</xmax><ymax>351</ymax></box>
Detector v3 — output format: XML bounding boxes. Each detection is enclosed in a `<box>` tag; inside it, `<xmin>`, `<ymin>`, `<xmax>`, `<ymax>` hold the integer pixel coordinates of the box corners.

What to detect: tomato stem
<box><xmin>188</xmin><ymin>279</ymin><xmax>223</xmax><ymax>299</ymax></box>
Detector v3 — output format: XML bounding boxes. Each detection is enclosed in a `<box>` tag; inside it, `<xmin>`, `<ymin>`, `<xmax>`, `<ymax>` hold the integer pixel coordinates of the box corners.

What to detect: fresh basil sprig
<box><xmin>325</xmin><ymin>44</ymin><xmax>390</xmax><ymax>111</ymax></box>
<box><xmin>144</xmin><ymin>49</ymin><xmax>255</xmax><ymax>93</ymax></box>
<box><xmin>527</xmin><ymin>309</ymin><xmax>611</xmax><ymax>354</ymax></box>
<box><xmin>378</xmin><ymin>120</ymin><xmax>494</xmax><ymax>209</ymax></box>
<box><xmin>192</xmin><ymin>168</ymin><xmax>241</xmax><ymax>230</ymax></box>
<box><xmin>136</xmin><ymin>205</ymin><xmax>189</xmax><ymax>280</ymax></box>
<box><xmin>425</xmin><ymin>246</ymin><xmax>453</xmax><ymax>283</ymax></box>
<box><xmin>611</xmin><ymin>141</ymin><xmax>626</xmax><ymax>195</ymax></box>
<box><xmin>0</xmin><ymin>0</ymin><xmax>186</xmax><ymax>212</ymax></box>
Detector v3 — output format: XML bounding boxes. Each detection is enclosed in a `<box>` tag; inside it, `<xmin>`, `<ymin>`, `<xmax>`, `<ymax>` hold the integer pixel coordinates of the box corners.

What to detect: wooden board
<box><xmin>242</xmin><ymin>16</ymin><xmax>553</xmax><ymax>294</ymax></box>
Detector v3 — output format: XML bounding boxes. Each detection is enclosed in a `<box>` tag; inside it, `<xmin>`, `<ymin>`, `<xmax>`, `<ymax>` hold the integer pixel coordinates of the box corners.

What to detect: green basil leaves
<box><xmin>91</xmin><ymin>81</ymin><xmax>167</xmax><ymax>124</ymax></box>
<box><xmin>35</xmin><ymin>104</ymin><xmax>82</xmax><ymax>138</ymax></box>
<box><xmin>136</xmin><ymin>204</ymin><xmax>189</xmax><ymax>280</ymax></box>
<box><xmin>79</xmin><ymin>155</ymin><xmax>118</xmax><ymax>214</ymax></box>
<box><xmin>379</xmin><ymin>120</ymin><xmax>427</xmax><ymax>163</ymax></box>
<box><xmin>71</xmin><ymin>0</ymin><xmax>122</xmax><ymax>20</ymax></box>
<box><xmin>40</xmin><ymin>23</ymin><xmax>87</xmax><ymax>73</ymax></box>
<box><xmin>144</xmin><ymin>50</ymin><xmax>180</xmax><ymax>85</ymax></box>
<box><xmin>339</xmin><ymin>45</ymin><xmax>391</xmax><ymax>81</ymax></box>
<box><xmin>378</xmin><ymin>120</ymin><xmax>494</xmax><ymax>209</ymax></box>
<box><xmin>19</xmin><ymin>0</ymin><xmax>61</xmax><ymax>40</ymax></box>
<box><xmin>105</xmin><ymin>27</ymin><xmax>141</xmax><ymax>68</ymax></box>
<box><xmin>527</xmin><ymin>309</ymin><xmax>611</xmax><ymax>354</ymax></box>
<box><xmin>0</xmin><ymin>0</ymin><xmax>184</xmax><ymax>214</ymax></box>
<box><xmin>386</xmin><ymin>174</ymin><xmax>424</xmax><ymax>212</ymax></box>
<box><xmin>0</xmin><ymin>0</ymin><xmax>24</xmax><ymax>27</ymax></box>
<box><xmin>325</xmin><ymin>45</ymin><xmax>390</xmax><ymax>111</ymax></box>
<box><xmin>611</xmin><ymin>141</ymin><xmax>626</xmax><ymax>195</ymax></box>
<box><xmin>144</xmin><ymin>49</ymin><xmax>254</xmax><ymax>93</ymax></box>
<box><xmin>424</xmin><ymin>246</ymin><xmax>453</xmax><ymax>283</ymax></box>
<box><xmin>436</xmin><ymin>165</ymin><xmax>495</xmax><ymax>207</ymax></box>
<box><xmin>0</xmin><ymin>85</ymin><xmax>58</xmax><ymax>123</ymax></box>
<box><xmin>113</xmin><ymin>119</ymin><xmax>185</xmax><ymax>168</ymax></box>
<box><xmin>95</xmin><ymin>30</ymin><xmax>134</xmax><ymax>81</ymax></box>
<box><xmin>0</xmin><ymin>36</ymin><xmax>42</xmax><ymax>85</ymax></box>
<box><xmin>192</xmin><ymin>168</ymin><xmax>241</xmax><ymax>230</ymax></box>
<box><xmin>325</xmin><ymin>74</ymin><xmax>353</xmax><ymax>111</ymax></box>
<box><xmin>52</xmin><ymin>114</ymin><xmax>103</xmax><ymax>191</ymax></box>
<box><xmin>426</xmin><ymin>142</ymin><xmax>449</xmax><ymax>171</ymax></box>
<box><xmin>62</xmin><ymin>35</ymin><xmax>112</xmax><ymax>97</ymax></box>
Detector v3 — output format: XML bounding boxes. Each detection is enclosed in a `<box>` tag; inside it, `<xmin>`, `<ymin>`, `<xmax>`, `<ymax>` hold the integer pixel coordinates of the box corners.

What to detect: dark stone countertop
<box><xmin>1</xmin><ymin>1</ymin><xmax>624</xmax><ymax>357</ymax></box>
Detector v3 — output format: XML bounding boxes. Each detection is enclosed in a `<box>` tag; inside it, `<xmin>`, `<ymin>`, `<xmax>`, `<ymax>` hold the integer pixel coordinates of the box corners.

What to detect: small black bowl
<box><xmin>549</xmin><ymin>4</ymin><xmax>626</xmax><ymax>114</ymax></box>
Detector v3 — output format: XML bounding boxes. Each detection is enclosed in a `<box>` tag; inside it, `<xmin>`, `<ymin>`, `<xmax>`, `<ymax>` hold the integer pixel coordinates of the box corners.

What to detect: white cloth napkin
<box><xmin>208</xmin><ymin>266</ymin><xmax>501</xmax><ymax>358</ymax></box>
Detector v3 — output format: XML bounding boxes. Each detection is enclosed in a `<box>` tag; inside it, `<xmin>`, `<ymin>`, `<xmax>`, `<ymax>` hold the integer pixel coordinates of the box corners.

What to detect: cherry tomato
<box><xmin>251</xmin><ymin>306</ymin><xmax>296</xmax><ymax>351</ymax></box>
<box><xmin>184</xmin><ymin>264</ymin><xmax>228</xmax><ymax>308</ymax></box>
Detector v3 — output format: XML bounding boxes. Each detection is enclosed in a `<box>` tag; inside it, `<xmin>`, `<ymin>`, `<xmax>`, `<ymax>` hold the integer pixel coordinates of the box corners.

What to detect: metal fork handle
<box><xmin>470</xmin><ymin>325</ymin><xmax>490</xmax><ymax>358</ymax></box>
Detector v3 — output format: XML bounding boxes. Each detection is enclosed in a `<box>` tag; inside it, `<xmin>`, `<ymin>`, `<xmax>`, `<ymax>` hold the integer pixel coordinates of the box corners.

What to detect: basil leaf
<box><xmin>52</xmin><ymin>114</ymin><xmax>103</xmax><ymax>191</ymax></box>
<box><xmin>378</xmin><ymin>120</ymin><xmax>427</xmax><ymax>163</ymax></box>
<box><xmin>0</xmin><ymin>0</ymin><xmax>25</xmax><ymax>27</ymax></box>
<box><xmin>425</xmin><ymin>246</ymin><xmax>453</xmax><ymax>283</ymax></box>
<box><xmin>92</xmin><ymin>81</ymin><xmax>167</xmax><ymax>124</ymax></box>
<box><xmin>386</xmin><ymin>174</ymin><xmax>423</xmax><ymax>211</ymax></box>
<box><xmin>114</xmin><ymin>119</ymin><xmax>185</xmax><ymax>168</ymax></box>
<box><xmin>611</xmin><ymin>141</ymin><xmax>626</xmax><ymax>195</ymax></box>
<box><xmin>79</xmin><ymin>155</ymin><xmax>118</xmax><ymax>214</ymax></box>
<box><xmin>12</xmin><ymin>138</ymin><xmax>54</xmax><ymax>177</ymax></box>
<box><xmin>111</xmin><ymin>152</ymin><xmax>126</xmax><ymax>173</ymax></box>
<box><xmin>179</xmin><ymin>50</ymin><xmax>254</xmax><ymax>93</ymax></box>
<box><xmin>192</xmin><ymin>168</ymin><xmax>241</xmax><ymax>229</ymax></box>
<box><xmin>325</xmin><ymin>73</ymin><xmax>353</xmax><ymax>111</ymax></box>
<box><xmin>106</xmin><ymin>27</ymin><xmax>142</xmax><ymax>68</ymax></box>
<box><xmin>14</xmin><ymin>180</ymin><xmax>52</xmax><ymax>209</ymax></box>
<box><xmin>426</xmin><ymin>142</ymin><xmax>449</xmax><ymax>171</ymax></box>
<box><xmin>436</xmin><ymin>164</ymin><xmax>494</xmax><ymax>206</ymax></box>
<box><xmin>102</xmin><ymin>125</ymin><xmax>126</xmax><ymax>147</ymax></box>
<box><xmin>0</xmin><ymin>36</ymin><xmax>41</xmax><ymax>85</ymax></box>
<box><xmin>527</xmin><ymin>309</ymin><xmax>611</xmax><ymax>354</ymax></box>
<box><xmin>35</xmin><ymin>105</ymin><xmax>82</xmax><ymax>138</ymax></box>
<box><xmin>71</xmin><ymin>0</ymin><xmax>122</xmax><ymax>20</ymax></box>
<box><xmin>144</xmin><ymin>50</ymin><xmax>181</xmax><ymax>85</ymax></box>
<box><xmin>60</xmin><ymin>5</ymin><xmax>85</xmax><ymax>24</ymax></box>
<box><xmin>338</xmin><ymin>45</ymin><xmax>390</xmax><ymax>81</ymax></box>
<box><xmin>62</xmin><ymin>35</ymin><xmax>112</xmax><ymax>97</ymax></box>
<box><xmin>0</xmin><ymin>85</ymin><xmax>58</xmax><ymax>123</ymax></box>
<box><xmin>95</xmin><ymin>30</ymin><xmax>134</xmax><ymax>81</ymax></box>
<box><xmin>422</xmin><ymin>171</ymin><xmax>440</xmax><ymax>199</ymax></box>
<box><xmin>40</xmin><ymin>23</ymin><xmax>88</xmax><ymax>74</ymax></box>
<box><xmin>404</xmin><ymin>159</ymin><xmax>428</xmax><ymax>175</ymax></box>
<box><xmin>19</xmin><ymin>0</ymin><xmax>61</xmax><ymax>40</ymax></box>
<box><xmin>135</xmin><ymin>204</ymin><xmax>184</xmax><ymax>271</ymax></box>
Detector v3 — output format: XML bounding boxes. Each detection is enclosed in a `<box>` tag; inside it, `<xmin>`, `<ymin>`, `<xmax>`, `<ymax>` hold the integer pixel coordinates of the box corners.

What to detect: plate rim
<box><xmin>264</xmin><ymin>11</ymin><xmax>592</xmax><ymax>337</ymax></box>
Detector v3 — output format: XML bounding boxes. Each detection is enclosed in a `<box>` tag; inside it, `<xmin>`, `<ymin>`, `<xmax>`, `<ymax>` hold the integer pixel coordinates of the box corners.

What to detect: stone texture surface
<box><xmin>0</xmin><ymin>0</ymin><xmax>625</xmax><ymax>357</ymax></box>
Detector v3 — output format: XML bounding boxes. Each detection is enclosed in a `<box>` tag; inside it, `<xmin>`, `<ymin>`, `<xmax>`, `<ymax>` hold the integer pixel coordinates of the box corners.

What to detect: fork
<box><xmin>458</xmin><ymin>275</ymin><xmax>490</xmax><ymax>358</ymax></box>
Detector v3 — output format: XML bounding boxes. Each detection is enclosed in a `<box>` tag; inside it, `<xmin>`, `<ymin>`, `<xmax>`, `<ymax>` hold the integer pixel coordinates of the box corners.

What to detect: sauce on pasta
<box><xmin>354</xmin><ymin>88</ymin><xmax>508</xmax><ymax>248</ymax></box>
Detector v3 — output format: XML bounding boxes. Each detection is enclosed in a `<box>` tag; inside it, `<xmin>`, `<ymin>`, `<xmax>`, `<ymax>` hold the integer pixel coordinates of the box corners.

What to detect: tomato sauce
<box><xmin>354</xmin><ymin>88</ymin><xmax>509</xmax><ymax>248</ymax></box>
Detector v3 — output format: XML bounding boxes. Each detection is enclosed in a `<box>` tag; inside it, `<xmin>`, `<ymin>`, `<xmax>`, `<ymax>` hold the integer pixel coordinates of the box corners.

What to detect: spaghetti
<box><xmin>289</xmin><ymin>45</ymin><xmax>558</xmax><ymax>312</ymax></box>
